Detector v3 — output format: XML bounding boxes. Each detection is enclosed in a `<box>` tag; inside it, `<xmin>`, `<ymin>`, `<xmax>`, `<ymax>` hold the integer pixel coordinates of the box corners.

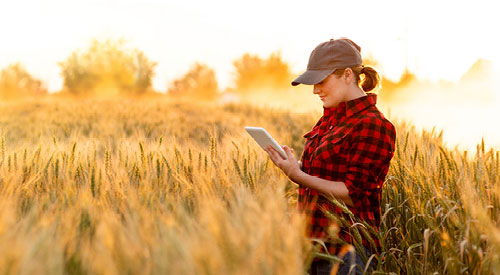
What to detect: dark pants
<box><xmin>308</xmin><ymin>247</ymin><xmax>374</xmax><ymax>275</ymax></box>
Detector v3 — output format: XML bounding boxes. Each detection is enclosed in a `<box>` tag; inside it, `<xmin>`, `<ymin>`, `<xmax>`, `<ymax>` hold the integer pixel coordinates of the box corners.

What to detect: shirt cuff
<box><xmin>344</xmin><ymin>166</ymin><xmax>378</xmax><ymax>206</ymax></box>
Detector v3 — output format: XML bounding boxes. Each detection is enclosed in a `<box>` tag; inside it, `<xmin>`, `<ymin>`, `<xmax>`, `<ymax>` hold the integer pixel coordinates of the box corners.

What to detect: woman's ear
<box><xmin>343</xmin><ymin>68</ymin><xmax>354</xmax><ymax>83</ymax></box>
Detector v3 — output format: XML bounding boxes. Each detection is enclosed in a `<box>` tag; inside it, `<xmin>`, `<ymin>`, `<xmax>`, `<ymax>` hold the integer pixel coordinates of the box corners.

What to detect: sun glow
<box><xmin>0</xmin><ymin>0</ymin><xmax>499</xmax><ymax>151</ymax></box>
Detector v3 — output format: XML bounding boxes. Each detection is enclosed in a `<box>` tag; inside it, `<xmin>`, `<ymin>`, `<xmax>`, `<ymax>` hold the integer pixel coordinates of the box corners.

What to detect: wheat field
<box><xmin>0</xmin><ymin>96</ymin><xmax>499</xmax><ymax>274</ymax></box>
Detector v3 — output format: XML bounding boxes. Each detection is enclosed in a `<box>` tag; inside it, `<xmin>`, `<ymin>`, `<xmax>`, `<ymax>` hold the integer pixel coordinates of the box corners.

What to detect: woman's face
<box><xmin>313</xmin><ymin>72</ymin><xmax>348</xmax><ymax>108</ymax></box>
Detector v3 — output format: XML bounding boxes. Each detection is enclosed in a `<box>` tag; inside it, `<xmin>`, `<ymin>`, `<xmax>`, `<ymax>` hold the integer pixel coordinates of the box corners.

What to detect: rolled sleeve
<box><xmin>344</xmin><ymin>117</ymin><xmax>396</xmax><ymax>207</ymax></box>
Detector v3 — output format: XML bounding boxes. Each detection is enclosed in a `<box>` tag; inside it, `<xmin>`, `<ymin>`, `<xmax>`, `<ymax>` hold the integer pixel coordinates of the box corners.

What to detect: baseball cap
<box><xmin>291</xmin><ymin>38</ymin><xmax>362</xmax><ymax>86</ymax></box>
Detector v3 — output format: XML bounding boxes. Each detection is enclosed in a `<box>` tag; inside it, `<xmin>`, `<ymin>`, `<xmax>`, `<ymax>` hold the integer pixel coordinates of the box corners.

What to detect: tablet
<box><xmin>245</xmin><ymin>127</ymin><xmax>287</xmax><ymax>159</ymax></box>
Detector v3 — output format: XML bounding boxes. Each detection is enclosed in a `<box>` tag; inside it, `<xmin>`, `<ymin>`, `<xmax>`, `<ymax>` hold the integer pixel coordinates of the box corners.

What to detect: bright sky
<box><xmin>1</xmin><ymin>0</ymin><xmax>499</xmax><ymax>92</ymax></box>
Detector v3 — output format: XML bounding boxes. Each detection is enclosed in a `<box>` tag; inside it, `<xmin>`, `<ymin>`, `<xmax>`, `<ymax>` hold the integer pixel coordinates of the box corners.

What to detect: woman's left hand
<box><xmin>265</xmin><ymin>145</ymin><xmax>301</xmax><ymax>180</ymax></box>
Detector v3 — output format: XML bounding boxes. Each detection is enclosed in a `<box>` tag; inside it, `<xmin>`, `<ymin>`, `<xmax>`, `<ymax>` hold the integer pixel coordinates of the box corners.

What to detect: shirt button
<box><xmin>329</xmin><ymin>126</ymin><xmax>333</xmax><ymax>130</ymax></box>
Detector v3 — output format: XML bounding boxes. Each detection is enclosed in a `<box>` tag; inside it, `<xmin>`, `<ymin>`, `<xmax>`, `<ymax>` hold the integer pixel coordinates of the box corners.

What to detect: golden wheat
<box><xmin>0</xmin><ymin>96</ymin><xmax>499</xmax><ymax>274</ymax></box>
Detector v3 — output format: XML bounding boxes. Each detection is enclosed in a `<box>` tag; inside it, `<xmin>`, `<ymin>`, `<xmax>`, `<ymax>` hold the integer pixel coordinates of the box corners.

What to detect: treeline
<box><xmin>0</xmin><ymin>38</ymin><xmax>491</xmax><ymax>101</ymax></box>
<box><xmin>0</xmin><ymin>63</ymin><xmax>47</xmax><ymax>100</ymax></box>
<box><xmin>0</xmin><ymin>39</ymin><xmax>292</xmax><ymax>100</ymax></box>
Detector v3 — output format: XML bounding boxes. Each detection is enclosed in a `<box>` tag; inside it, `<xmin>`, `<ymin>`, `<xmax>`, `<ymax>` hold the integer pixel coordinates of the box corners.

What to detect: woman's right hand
<box><xmin>265</xmin><ymin>145</ymin><xmax>302</xmax><ymax>181</ymax></box>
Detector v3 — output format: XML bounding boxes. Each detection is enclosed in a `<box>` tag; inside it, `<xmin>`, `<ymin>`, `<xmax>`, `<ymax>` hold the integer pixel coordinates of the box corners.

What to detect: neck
<box><xmin>344</xmin><ymin>86</ymin><xmax>366</xmax><ymax>102</ymax></box>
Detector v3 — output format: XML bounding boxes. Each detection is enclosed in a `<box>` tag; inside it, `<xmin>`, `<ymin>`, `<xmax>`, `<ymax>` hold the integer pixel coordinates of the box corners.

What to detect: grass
<box><xmin>0</xmin><ymin>96</ymin><xmax>499</xmax><ymax>274</ymax></box>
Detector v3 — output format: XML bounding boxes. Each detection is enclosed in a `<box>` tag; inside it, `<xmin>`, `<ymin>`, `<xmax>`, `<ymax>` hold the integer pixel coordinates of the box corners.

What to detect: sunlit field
<box><xmin>0</xmin><ymin>95</ymin><xmax>499</xmax><ymax>274</ymax></box>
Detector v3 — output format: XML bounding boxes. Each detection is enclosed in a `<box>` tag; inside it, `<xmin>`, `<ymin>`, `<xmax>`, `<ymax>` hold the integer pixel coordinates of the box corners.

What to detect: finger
<box><xmin>266</xmin><ymin>145</ymin><xmax>277</xmax><ymax>156</ymax></box>
<box><xmin>282</xmin><ymin>145</ymin><xmax>294</xmax><ymax>152</ymax></box>
<box><xmin>270</xmin><ymin>147</ymin><xmax>282</xmax><ymax>162</ymax></box>
<box><xmin>265</xmin><ymin>146</ymin><xmax>281</xmax><ymax>166</ymax></box>
<box><xmin>269</xmin><ymin>145</ymin><xmax>285</xmax><ymax>160</ymax></box>
<box><xmin>283</xmin><ymin>145</ymin><xmax>295</xmax><ymax>159</ymax></box>
<box><xmin>264</xmin><ymin>146</ymin><xmax>273</xmax><ymax>158</ymax></box>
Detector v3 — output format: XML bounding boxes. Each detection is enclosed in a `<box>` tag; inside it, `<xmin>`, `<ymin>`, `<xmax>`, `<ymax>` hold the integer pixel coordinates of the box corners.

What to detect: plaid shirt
<box><xmin>298</xmin><ymin>93</ymin><xmax>396</xmax><ymax>255</ymax></box>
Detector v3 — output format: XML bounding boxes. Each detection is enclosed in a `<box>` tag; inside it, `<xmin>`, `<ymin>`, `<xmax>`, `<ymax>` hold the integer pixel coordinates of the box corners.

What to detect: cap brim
<box><xmin>291</xmin><ymin>68</ymin><xmax>335</xmax><ymax>86</ymax></box>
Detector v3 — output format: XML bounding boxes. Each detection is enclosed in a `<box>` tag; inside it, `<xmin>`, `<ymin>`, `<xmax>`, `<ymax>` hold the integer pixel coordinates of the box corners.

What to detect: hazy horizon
<box><xmin>1</xmin><ymin>0</ymin><xmax>499</xmax><ymax>92</ymax></box>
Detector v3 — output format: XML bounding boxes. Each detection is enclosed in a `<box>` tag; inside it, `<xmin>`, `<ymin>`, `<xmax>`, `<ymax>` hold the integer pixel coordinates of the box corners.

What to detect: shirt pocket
<box><xmin>301</xmin><ymin>126</ymin><xmax>319</xmax><ymax>174</ymax></box>
<box><xmin>314</xmin><ymin>128</ymin><xmax>352</xmax><ymax>158</ymax></box>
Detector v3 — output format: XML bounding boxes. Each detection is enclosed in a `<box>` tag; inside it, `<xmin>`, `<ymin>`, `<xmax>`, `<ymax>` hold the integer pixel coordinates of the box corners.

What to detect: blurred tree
<box><xmin>378</xmin><ymin>68</ymin><xmax>418</xmax><ymax>102</ymax></box>
<box><xmin>168</xmin><ymin>63</ymin><xmax>218</xmax><ymax>100</ymax></box>
<box><xmin>458</xmin><ymin>59</ymin><xmax>495</xmax><ymax>103</ymax></box>
<box><xmin>232</xmin><ymin>51</ymin><xmax>292</xmax><ymax>92</ymax></box>
<box><xmin>58</xmin><ymin>39</ymin><xmax>157</xmax><ymax>95</ymax></box>
<box><xmin>359</xmin><ymin>53</ymin><xmax>419</xmax><ymax>102</ymax></box>
<box><xmin>460</xmin><ymin>59</ymin><xmax>492</xmax><ymax>83</ymax></box>
<box><xmin>0</xmin><ymin>63</ymin><xmax>47</xmax><ymax>100</ymax></box>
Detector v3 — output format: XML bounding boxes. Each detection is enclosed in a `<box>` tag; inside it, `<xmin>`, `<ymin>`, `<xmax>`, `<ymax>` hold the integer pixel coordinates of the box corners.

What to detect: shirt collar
<box><xmin>323</xmin><ymin>93</ymin><xmax>377</xmax><ymax>118</ymax></box>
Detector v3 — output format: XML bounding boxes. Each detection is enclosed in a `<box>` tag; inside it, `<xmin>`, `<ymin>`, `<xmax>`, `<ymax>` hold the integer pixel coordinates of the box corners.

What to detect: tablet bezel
<box><xmin>245</xmin><ymin>126</ymin><xmax>287</xmax><ymax>159</ymax></box>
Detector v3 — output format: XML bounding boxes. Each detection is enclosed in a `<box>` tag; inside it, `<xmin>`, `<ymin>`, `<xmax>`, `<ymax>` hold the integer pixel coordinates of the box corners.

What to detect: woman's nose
<box><xmin>313</xmin><ymin>86</ymin><xmax>320</xmax><ymax>94</ymax></box>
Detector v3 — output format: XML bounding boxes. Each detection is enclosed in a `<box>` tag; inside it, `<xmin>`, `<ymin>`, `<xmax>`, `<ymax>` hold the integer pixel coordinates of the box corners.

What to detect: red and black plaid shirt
<box><xmin>298</xmin><ymin>93</ymin><xmax>396</xmax><ymax>255</ymax></box>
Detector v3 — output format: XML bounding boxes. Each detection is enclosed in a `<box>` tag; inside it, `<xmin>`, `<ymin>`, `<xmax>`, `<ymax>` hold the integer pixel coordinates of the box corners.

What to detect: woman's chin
<box><xmin>323</xmin><ymin>102</ymin><xmax>339</xmax><ymax>108</ymax></box>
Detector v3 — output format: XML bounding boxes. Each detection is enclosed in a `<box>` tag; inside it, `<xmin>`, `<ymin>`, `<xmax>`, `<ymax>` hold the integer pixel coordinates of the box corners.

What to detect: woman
<box><xmin>265</xmin><ymin>38</ymin><xmax>396</xmax><ymax>275</ymax></box>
